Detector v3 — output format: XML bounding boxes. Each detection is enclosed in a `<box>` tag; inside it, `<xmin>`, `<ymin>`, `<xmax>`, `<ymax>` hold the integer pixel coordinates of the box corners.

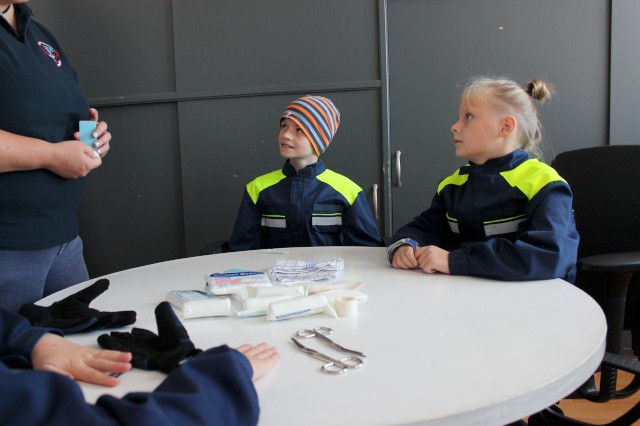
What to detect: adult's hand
<box><xmin>73</xmin><ymin>108</ymin><xmax>111</xmax><ymax>159</ymax></box>
<box><xmin>45</xmin><ymin>140</ymin><xmax>102</xmax><ymax>178</ymax></box>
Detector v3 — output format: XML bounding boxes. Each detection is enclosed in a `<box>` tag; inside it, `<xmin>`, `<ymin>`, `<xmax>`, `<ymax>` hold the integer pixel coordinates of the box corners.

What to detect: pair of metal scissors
<box><xmin>296</xmin><ymin>327</ymin><xmax>366</xmax><ymax>357</ymax></box>
<box><xmin>291</xmin><ymin>337</ymin><xmax>363</xmax><ymax>375</ymax></box>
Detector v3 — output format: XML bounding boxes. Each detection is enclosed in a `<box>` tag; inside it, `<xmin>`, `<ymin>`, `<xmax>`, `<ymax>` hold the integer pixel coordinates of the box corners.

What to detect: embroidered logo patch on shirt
<box><xmin>37</xmin><ymin>41</ymin><xmax>62</xmax><ymax>67</ymax></box>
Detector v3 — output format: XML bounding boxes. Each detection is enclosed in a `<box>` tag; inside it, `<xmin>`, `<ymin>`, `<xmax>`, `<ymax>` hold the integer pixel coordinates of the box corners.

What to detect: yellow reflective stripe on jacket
<box><xmin>316</xmin><ymin>169</ymin><xmax>361</xmax><ymax>205</ymax></box>
<box><xmin>437</xmin><ymin>168</ymin><xmax>469</xmax><ymax>194</ymax></box>
<box><xmin>500</xmin><ymin>159</ymin><xmax>566</xmax><ymax>200</ymax></box>
<box><xmin>246</xmin><ymin>170</ymin><xmax>287</xmax><ymax>204</ymax></box>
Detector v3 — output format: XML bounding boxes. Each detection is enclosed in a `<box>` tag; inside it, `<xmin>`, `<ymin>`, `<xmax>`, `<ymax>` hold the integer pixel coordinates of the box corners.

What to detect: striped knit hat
<box><xmin>281</xmin><ymin>95</ymin><xmax>341</xmax><ymax>156</ymax></box>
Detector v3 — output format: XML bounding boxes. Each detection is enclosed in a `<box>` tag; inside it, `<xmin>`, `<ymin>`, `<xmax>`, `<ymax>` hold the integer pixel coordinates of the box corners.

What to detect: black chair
<box><xmin>529</xmin><ymin>145</ymin><xmax>640</xmax><ymax>425</ymax></box>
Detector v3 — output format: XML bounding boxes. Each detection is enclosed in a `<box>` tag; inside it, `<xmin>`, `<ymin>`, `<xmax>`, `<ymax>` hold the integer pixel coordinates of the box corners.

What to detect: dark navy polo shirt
<box><xmin>0</xmin><ymin>4</ymin><xmax>89</xmax><ymax>249</ymax></box>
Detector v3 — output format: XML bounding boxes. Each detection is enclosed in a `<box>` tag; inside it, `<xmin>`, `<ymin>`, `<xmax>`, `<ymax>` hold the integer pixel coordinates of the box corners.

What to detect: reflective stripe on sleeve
<box><xmin>312</xmin><ymin>216</ymin><xmax>343</xmax><ymax>226</ymax></box>
<box><xmin>261</xmin><ymin>217</ymin><xmax>286</xmax><ymax>228</ymax></box>
<box><xmin>484</xmin><ymin>216</ymin><xmax>527</xmax><ymax>237</ymax></box>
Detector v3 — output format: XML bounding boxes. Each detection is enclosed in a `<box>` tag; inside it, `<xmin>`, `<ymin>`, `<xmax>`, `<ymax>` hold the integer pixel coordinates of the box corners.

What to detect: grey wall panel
<box><xmin>610</xmin><ymin>0</ymin><xmax>640</xmax><ymax>145</ymax></box>
<box><xmin>78</xmin><ymin>104</ymin><xmax>185</xmax><ymax>277</ymax></box>
<box><xmin>179</xmin><ymin>90</ymin><xmax>382</xmax><ymax>256</ymax></box>
<box><xmin>172</xmin><ymin>0</ymin><xmax>379</xmax><ymax>92</ymax></box>
<box><xmin>30</xmin><ymin>1</ymin><xmax>176</xmax><ymax>98</ymax></box>
<box><xmin>388</xmin><ymin>0</ymin><xmax>609</xmax><ymax>232</ymax></box>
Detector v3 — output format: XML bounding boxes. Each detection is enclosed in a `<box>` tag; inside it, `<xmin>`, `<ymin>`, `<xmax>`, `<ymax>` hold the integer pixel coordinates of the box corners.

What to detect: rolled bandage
<box><xmin>237</xmin><ymin>294</ymin><xmax>293</xmax><ymax>318</ymax></box>
<box><xmin>266</xmin><ymin>294</ymin><xmax>337</xmax><ymax>321</ymax></box>
<box><xmin>334</xmin><ymin>296</ymin><xmax>358</xmax><ymax>317</ymax></box>
<box><xmin>167</xmin><ymin>290</ymin><xmax>231</xmax><ymax>319</ymax></box>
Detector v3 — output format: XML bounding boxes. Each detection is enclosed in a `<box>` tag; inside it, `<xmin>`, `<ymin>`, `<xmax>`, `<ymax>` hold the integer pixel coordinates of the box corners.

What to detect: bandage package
<box><xmin>205</xmin><ymin>270</ymin><xmax>271</xmax><ymax>298</ymax></box>
<box><xmin>167</xmin><ymin>290</ymin><xmax>231</xmax><ymax>319</ymax></box>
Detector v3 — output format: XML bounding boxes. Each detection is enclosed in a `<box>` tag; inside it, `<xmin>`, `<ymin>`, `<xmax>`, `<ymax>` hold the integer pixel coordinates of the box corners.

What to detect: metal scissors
<box><xmin>291</xmin><ymin>338</ymin><xmax>363</xmax><ymax>375</ymax></box>
<box><xmin>296</xmin><ymin>327</ymin><xmax>366</xmax><ymax>357</ymax></box>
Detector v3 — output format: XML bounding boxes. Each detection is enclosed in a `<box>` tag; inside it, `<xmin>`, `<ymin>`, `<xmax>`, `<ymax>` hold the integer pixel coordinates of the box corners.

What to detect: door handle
<box><xmin>395</xmin><ymin>150</ymin><xmax>402</xmax><ymax>187</ymax></box>
<box><xmin>372</xmin><ymin>183</ymin><xmax>379</xmax><ymax>221</ymax></box>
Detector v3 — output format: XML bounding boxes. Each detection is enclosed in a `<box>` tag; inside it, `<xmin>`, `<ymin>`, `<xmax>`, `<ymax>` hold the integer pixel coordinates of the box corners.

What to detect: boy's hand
<box><xmin>235</xmin><ymin>343</ymin><xmax>280</xmax><ymax>382</ymax></box>
<box><xmin>32</xmin><ymin>333</ymin><xmax>132</xmax><ymax>387</ymax></box>
<box><xmin>391</xmin><ymin>245</ymin><xmax>419</xmax><ymax>269</ymax></box>
<box><xmin>415</xmin><ymin>246</ymin><xmax>450</xmax><ymax>274</ymax></box>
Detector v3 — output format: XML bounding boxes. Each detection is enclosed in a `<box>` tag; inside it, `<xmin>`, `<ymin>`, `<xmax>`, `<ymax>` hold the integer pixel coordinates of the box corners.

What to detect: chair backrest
<box><xmin>551</xmin><ymin>145</ymin><xmax>640</xmax><ymax>259</ymax></box>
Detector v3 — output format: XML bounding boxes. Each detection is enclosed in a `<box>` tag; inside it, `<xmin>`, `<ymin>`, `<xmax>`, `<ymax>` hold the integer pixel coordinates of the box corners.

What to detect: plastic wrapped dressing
<box><xmin>266</xmin><ymin>294</ymin><xmax>337</xmax><ymax>321</ymax></box>
<box><xmin>167</xmin><ymin>290</ymin><xmax>231</xmax><ymax>319</ymax></box>
<box><xmin>248</xmin><ymin>284</ymin><xmax>307</xmax><ymax>298</ymax></box>
<box><xmin>205</xmin><ymin>270</ymin><xmax>271</xmax><ymax>299</ymax></box>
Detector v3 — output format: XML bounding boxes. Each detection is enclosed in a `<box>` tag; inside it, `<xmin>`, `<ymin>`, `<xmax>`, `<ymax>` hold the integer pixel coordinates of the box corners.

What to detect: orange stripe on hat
<box><xmin>289</xmin><ymin>104</ymin><xmax>332</xmax><ymax>153</ymax></box>
<box><xmin>316</xmin><ymin>97</ymin><xmax>339</xmax><ymax>133</ymax></box>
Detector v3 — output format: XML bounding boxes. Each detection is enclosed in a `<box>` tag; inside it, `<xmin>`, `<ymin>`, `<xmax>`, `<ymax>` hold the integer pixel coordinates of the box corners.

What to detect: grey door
<box><xmin>387</xmin><ymin>0</ymin><xmax>609</xmax><ymax>233</ymax></box>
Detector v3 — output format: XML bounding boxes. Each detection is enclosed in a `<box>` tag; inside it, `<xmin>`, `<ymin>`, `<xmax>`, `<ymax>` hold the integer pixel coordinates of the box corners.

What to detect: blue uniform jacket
<box><xmin>229</xmin><ymin>159</ymin><xmax>383</xmax><ymax>251</ymax></box>
<box><xmin>0</xmin><ymin>309</ymin><xmax>260</xmax><ymax>425</ymax></box>
<box><xmin>390</xmin><ymin>149</ymin><xmax>579</xmax><ymax>282</ymax></box>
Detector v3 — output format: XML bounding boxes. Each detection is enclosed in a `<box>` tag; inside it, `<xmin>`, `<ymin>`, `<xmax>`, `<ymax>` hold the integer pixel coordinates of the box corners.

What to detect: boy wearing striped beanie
<box><xmin>228</xmin><ymin>95</ymin><xmax>383</xmax><ymax>251</ymax></box>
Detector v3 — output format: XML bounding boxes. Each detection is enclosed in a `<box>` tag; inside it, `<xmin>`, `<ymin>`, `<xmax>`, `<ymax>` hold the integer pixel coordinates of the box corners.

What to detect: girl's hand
<box><xmin>391</xmin><ymin>245</ymin><xmax>419</xmax><ymax>269</ymax></box>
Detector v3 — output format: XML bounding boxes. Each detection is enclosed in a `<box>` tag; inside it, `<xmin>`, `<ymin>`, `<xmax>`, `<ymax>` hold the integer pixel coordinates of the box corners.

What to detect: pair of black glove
<box><xmin>19</xmin><ymin>279</ymin><xmax>136</xmax><ymax>334</ymax></box>
<box><xmin>19</xmin><ymin>279</ymin><xmax>200</xmax><ymax>373</ymax></box>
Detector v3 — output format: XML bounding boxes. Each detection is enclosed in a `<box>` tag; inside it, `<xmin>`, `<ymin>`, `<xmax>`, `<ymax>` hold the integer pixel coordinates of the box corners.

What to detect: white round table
<box><xmin>45</xmin><ymin>246</ymin><xmax>606</xmax><ymax>426</ymax></box>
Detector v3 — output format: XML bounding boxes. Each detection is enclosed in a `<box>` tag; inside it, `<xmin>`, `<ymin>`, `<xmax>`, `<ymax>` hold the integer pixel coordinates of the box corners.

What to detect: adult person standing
<box><xmin>0</xmin><ymin>1</ymin><xmax>112</xmax><ymax>312</ymax></box>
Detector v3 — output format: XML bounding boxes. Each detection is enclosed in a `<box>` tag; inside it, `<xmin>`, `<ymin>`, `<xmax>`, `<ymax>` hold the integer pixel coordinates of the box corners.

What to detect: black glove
<box><xmin>97</xmin><ymin>301</ymin><xmax>202</xmax><ymax>373</ymax></box>
<box><xmin>19</xmin><ymin>279</ymin><xmax>136</xmax><ymax>334</ymax></box>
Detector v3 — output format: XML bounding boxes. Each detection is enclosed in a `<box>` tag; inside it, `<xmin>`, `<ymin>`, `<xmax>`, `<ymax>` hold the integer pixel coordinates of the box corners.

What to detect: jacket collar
<box><xmin>282</xmin><ymin>159</ymin><xmax>326</xmax><ymax>178</ymax></box>
<box><xmin>459</xmin><ymin>149</ymin><xmax>530</xmax><ymax>175</ymax></box>
<box><xmin>0</xmin><ymin>3</ymin><xmax>33</xmax><ymax>39</ymax></box>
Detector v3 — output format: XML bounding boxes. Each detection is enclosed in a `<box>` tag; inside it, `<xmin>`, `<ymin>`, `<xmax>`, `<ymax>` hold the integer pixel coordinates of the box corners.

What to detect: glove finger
<box><xmin>130</xmin><ymin>328</ymin><xmax>159</xmax><ymax>338</ymax></box>
<box><xmin>110</xmin><ymin>310</ymin><xmax>137</xmax><ymax>328</ymax></box>
<box><xmin>65</xmin><ymin>279</ymin><xmax>110</xmax><ymax>306</ymax></box>
<box><xmin>57</xmin><ymin>317</ymin><xmax>99</xmax><ymax>334</ymax></box>
<box><xmin>98</xmin><ymin>332</ymin><xmax>160</xmax><ymax>362</ymax></box>
<box><xmin>84</xmin><ymin>309</ymin><xmax>135</xmax><ymax>332</ymax></box>
<box><xmin>18</xmin><ymin>303</ymin><xmax>97</xmax><ymax>332</ymax></box>
<box><xmin>98</xmin><ymin>333</ymin><xmax>131</xmax><ymax>351</ymax></box>
<box><xmin>82</xmin><ymin>312</ymin><xmax>120</xmax><ymax>332</ymax></box>
<box><xmin>154</xmin><ymin>302</ymin><xmax>191</xmax><ymax>348</ymax></box>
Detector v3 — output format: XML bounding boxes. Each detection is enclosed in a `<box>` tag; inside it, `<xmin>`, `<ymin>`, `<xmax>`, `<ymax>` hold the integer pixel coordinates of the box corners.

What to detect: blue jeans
<box><xmin>0</xmin><ymin>236</ymin><xmax>89</xmax><ymax>313</ymax></box>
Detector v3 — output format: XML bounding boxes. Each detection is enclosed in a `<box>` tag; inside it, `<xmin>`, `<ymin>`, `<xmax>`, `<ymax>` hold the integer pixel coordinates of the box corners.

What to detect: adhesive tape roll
<box><xmin>334</xmin><ymin>296</ymin><xmax>358</xmax><ymax>317</ymax></box>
